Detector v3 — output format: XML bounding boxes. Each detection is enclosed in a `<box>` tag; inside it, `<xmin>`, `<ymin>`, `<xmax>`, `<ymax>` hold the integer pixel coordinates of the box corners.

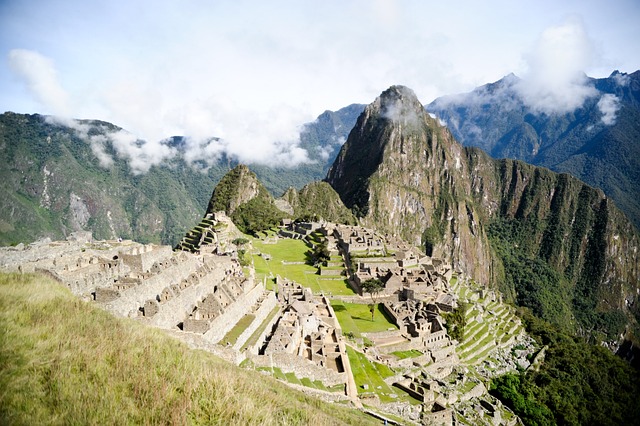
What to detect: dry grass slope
<box><xmin>0</xmin><ymin>273</ymin><xmax>377</xmax><ymax>425</ymax></box>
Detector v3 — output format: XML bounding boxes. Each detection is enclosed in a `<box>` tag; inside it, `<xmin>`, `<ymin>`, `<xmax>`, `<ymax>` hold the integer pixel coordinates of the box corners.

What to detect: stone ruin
<box><xmin>252</xmin><ymin>276</ymin><xmax>356</xmax><ymax>396</ymax></box>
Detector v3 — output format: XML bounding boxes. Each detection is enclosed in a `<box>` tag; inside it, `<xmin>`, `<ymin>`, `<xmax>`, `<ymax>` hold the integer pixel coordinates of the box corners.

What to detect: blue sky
<box><xmin>1</xmin><ymin>0</ymin><xmax>639</xmax><ymax>167</ymax></box>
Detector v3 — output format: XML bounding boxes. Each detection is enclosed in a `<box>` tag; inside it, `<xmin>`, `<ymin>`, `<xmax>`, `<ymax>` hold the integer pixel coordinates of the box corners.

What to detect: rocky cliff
<box><xmin>326</xmin><ymin>85</ymin><xmax>640</xmax><ymax>340</ymax></box>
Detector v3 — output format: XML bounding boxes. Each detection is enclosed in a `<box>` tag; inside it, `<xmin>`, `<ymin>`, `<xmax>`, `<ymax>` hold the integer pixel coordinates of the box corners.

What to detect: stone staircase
<box><xmin>175</xmin><ymin>213</ymin><xmax>218</xmax><ymax>253</ymax></box>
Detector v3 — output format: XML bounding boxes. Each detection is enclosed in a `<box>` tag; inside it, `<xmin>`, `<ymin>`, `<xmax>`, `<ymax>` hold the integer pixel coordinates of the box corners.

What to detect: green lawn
<box><xmin>219</xmin><ymin>314</ymin><xmax>255</xmax><ymax>346</ymax></box>
<box><xmin>346</xmin><ymin>347</ymin><xmax>396</xmax><ymax>402</ymax></box>
<box><xmin>251</xmin><ymin>238</ymin><xmax>356</xmax><ymax>296</ymax></box>
<box><xmin>258</xmin><ymin>368</ymin><xmax>345</xmax><ymax>393</ymax></box>
<box><xmin>241</xmin><ymin>307</ymin><xmax>280</xmax><ymax>351</ymax></box>
<box><xmin>332</xmin><ymin>301</ymin><xmax>398</xmax><ymax>336</ymax></box>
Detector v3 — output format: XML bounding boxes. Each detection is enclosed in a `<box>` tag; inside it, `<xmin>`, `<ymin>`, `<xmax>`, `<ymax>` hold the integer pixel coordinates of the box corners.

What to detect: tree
<box><xmin>311</xmin><ymin>239</ymin><xmax>331</xmax><ymax>267</ymax></box>
<box><xmin>361</xmin><ymin>278</ymin><xmax>385</xmax><ymax>321</ymax></box>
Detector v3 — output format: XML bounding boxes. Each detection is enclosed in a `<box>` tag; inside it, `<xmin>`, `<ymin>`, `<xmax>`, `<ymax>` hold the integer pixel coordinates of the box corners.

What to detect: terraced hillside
<box><xmin>450</xmin><ymin>277</ymin><xmax>524</xmax><ymax>366</ymax></box>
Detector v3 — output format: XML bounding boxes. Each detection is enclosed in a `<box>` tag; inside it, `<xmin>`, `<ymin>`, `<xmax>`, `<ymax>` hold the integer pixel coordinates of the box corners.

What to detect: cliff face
<box><xmin>427</xmin><ymin>71</ymin><xmax>640</xmax><ymax>231</ymax></box>
<box><xmin>327</xmin><ymin>86</ymin><xmax>640</xmax><ymax>339</ymax></box>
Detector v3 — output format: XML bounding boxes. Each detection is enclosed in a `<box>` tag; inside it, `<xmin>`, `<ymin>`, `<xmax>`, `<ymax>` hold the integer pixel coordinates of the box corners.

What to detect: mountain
<box><xmin>0</xmin><ymin>105</ymin><xmax>362</xmax><ymax>246</ymax></box>
<box><xmin>327</xmin><ymin>85</ymin><xmax>640</xmax><ymax>342</ymax></box>
<box><xmin>427</xmin><ymin>70</ymin><xmax>640</xmax><ymax>231</ymax></box>
<box><xmin>0</xmin><ymin>113</ymin><xmax>211</xmax><ymax>246</ymax></box>
<box><xmin>281</xmin><ymin>181</ymin><xmax>356</xmax><ymax>224</ymax></box>
<box><xmin>177</xmin><ymin>165</ymin><xmax>356</xmax><ymax>252</ymax></box>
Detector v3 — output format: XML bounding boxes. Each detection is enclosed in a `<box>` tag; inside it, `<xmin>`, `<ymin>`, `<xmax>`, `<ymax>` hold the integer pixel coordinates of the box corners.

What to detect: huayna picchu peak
<box><xmin>327</xmin><ymin>85</ymin><xmax>640</xmax><ymax>343</ymax></box>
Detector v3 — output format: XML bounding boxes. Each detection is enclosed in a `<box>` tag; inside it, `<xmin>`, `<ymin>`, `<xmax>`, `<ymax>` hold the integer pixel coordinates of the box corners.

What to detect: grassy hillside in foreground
<box><xmin>0</xmin><ymin>273</ymin><xmax>377</xmax><ymax>426</ymax></box>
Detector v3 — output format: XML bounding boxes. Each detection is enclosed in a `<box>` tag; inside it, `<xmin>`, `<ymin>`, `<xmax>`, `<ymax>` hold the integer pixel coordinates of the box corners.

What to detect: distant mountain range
<box><xmin>427</xmin><ymin>70</ymin><xmax>640</xmax><ymax>230</ymax></box>
<box><xmin>0</xmin><ymin>105</ymin><xmax>361</xmax><ymax>246</ymax></box>
<box><xmin>1</xmin><ymin>69</ymin><xmax>638</xmax><ymax>246</ymax></box>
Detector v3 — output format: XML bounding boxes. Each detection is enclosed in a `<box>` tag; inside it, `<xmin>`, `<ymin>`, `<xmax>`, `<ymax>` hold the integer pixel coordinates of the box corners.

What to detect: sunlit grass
<box><xmin>251</xmin><ymin>238</ymin><xmax>356</xmax><ymax>296</ymax></box>
<box><xmin>332</xmin><ymin>301</ymin><xmax>398</xmax><ymax>336</ymax></box>
<box><xmin>0</xmin><ymin>272</ymin><xmax>377</xmax><ymax>425</ymax></box>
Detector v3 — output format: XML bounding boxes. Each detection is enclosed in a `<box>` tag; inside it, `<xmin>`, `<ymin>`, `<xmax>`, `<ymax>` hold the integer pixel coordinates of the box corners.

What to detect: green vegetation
<box><xmin>490</xmin><ymin>308</ymin><xmax>640</xmax><ymax>426</ymax></box>
<box><xmin>251</xmin><ymin>238</ymin><xmax>356</xmax><ymax>296</ymax></box>
<box><xmin>231</xmin><ymin>197</ymin><xmax>285</xmax><ymax>236</ymax></box>
<box><xmin>309</xmin><ymin>238</ymin><xmax>331</xmax><ymax>267</ymax></box>
<box><xmin>204</xmin><ymin>165</ymin><xmax>288</xmax><ymax>236</ymax></box>
<box><xmin>489</xmin><ymin>374</ymin><xmax>555</xmax><ymax>426</ymax></box>
<box><xmin>391</xmin><ymin>349</ymin><xmax>423</xmax><ymax>360</ymax></box>
<box><xmin>487</xmin><ymin>213</ymin><xmax>631</xmax><ymax>341</ymax></box>
<box><xmin>442</xmin><ymin>301</ymin><xmax>468</xmax><ymax>341</ymax></box>
<box><xmin>232</xmin><ymin>237</ymin><xmax>249</xmax><ymax>246</ymax></box>
<box><xmin>241</xmin><ymin>307</ymin><xmax>280</xmax><ymax>352</ymax></box>
<box><xmin>219</xmin><ymin>314</ymin><xmax>255</xmax><ymax>346</ymax></box>
<box><xmin>0</xmin><ymin>272</ymin><xmax>376</xmax><ymax>425</ymax></box>
<box><xmin>291</xmin><ymin>181</ymin><xmax>356</xmax><ymax>225</ymax></box>
<box><xmin>331</xmin><ymin>301</ymin><xmax>397</xmax><ymax>336</ymax></box>
<box><xmin>361</xmin><ymin>278</ymin><xmax>385</xmax><ymax>321</ymax></box>
<box><xmin>345</xmin><ymin>347</ymin><xmax>400</xmax><ymax>403</ymax></box>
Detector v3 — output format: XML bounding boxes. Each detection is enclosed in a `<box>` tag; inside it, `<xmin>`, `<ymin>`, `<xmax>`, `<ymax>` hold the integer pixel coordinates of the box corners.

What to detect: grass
<box><xmin>391</xmin><ymin>349</ymin><xmax>424</xmax><ymax>360</ymax></box>
<box><xmin>219</xmin><ymin>314</ymin><xmax>255</xmax><ymax>346</ymax></box>
<box><xmin>332</xmin><ymin>301</ymin><xmax>398</xmax><ymax>335</ymax></box>
<box><xmin>0</xmin><ymin>272</ymin><xmax>378</xmax><ymax>425</ymax></box>
<box><xmin>241</xmin><ymin>307</ymin><xmax>280</xmax><ymax>351</ymax></box>
<box><xmin>259</xmin><ymin>368</ymin><xmax>345</xmax><ymax>394</ymax></box>
<box><xmin>345</xmin><ymin>347</ymin><xmax>396</xmax><ymax>402</ymax></box>
<box><xmin>251</xmin><ymin>238</ymin><xmax>356</xmax><ymax>296</ymax></box>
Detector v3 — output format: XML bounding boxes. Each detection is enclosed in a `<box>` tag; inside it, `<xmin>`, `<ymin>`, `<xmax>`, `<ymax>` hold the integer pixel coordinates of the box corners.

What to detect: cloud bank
<box><xmin>8</xmin><ymin>49</ymin><xmax>71</xmax><ymax>117</ymax></box>
<box><xmin>4</xmin><ymin>2</ymin><xmax>639</xmax><ymax>173</ymax></box>
<box><xmin>515</xmin><ymin>18</ymin><xmax>598</xmax><ymax>114</ymax></box>
<box><xmin>10</xmin><ymin>48</ymin><xmax>312</xmax><ymax>173</ymax></box>
<box><xmin>597</xmin><ymin>94</ymin><xmax>621</xmax><ymax>125</ymax></box>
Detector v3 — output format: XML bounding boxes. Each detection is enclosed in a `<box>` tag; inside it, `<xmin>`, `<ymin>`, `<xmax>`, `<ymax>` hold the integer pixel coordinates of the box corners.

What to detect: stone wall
<box><xmin>102</xmin><ymin>254</ymin><xmax>200</xmax><ymax>317</ymax></box>
<box><xmin>250</xmin><ymin>353</ymin><xmax>347</xmax><ymax>388</ymax></box>
<box><xmin>203</xmin><ymin>280</ymin><xmax>264</xmax><ymax>344</ymax></box>
<box><xmin>233</xmin><ymin>291</ymin><xmax>278</xmax><ymax>351</ymax></box>
<box><xmin>245</xmin><ymin>305</ymin><xmax>282</xmax><ymax>356</ymax></box>
<box><xmin>147</xmin><ymin>260</ymin><xmax>233</xmax><ymax>329</ymax></box>
<box><xmin>120</xmin><ymin>245</ymin><xmax>173</xmax><ymax>273</ymax></box>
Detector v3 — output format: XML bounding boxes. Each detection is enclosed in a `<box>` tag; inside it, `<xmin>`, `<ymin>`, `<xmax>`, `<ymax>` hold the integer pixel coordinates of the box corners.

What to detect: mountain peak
<box><xmin>374</xmin><ymin>85</ymin><xmax>425</xmax><ymax>124</ymax></box>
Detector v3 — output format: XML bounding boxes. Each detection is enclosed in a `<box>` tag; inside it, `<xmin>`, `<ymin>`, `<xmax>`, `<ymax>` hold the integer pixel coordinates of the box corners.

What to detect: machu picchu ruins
<box><xmin>1</xmin><ymin>217</ymin><xmax>537</xmax><ymax>425</ymax></box>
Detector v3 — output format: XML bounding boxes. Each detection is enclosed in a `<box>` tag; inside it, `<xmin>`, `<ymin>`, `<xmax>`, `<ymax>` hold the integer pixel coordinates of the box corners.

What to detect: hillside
<box><xmin>326</xmin><ymin>85</ymin><xmax>640</xmax><ymax>342</ymax></box>
<box><xmin>0</xmin><ymin>105</ymin><xmax>361</xmax><ymax>247</ymax></box>
<box><xmin>427</xmin><ymin>70</ymin><xmax>640</xmax><ymax>230</ymax></box>
<box><xmin>0</xmin><ymin>272</ymin><xmax>376</xmax><ymax>425</ymax></box>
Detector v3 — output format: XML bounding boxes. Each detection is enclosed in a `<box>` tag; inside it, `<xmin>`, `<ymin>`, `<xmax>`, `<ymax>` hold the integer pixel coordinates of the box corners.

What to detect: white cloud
<box><xmin>8</xmin><ymin>49</ymin><xmax>71</xmax><ymax>116</ymax></box>
<box><xmin>87</xmin><ymin>134</ymin><xmax>114</xmax><ymax>168</ymax></box>
<box><xmin>597</xmin><ymin>94</ymin><xmax>621</xmax><ymax>125</ymax></box>
<box><xmin>515</xmin><ymin>18</ymin><xmax>598</xmax><ymax>114</ymax></box>
<box><xmin>613</xmin><ymin>72</ymin><xmax>631</xmax><ymax>86</ymax></box>
<box><xmin>4</xmin><ymin>2</ymin><xmax>640</xmax><ymax>172</ymax></box>
<box><xmin>380</xmin><ymin>86</ymin><xmax>423</xmax><ymax>126</ymax></box>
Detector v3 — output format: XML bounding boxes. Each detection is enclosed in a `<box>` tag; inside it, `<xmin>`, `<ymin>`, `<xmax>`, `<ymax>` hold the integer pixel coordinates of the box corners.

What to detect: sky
<box><xmin>1</xmin><ymin>0</ymin><xmax>639</xmax><ymax>171</ymax></box>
